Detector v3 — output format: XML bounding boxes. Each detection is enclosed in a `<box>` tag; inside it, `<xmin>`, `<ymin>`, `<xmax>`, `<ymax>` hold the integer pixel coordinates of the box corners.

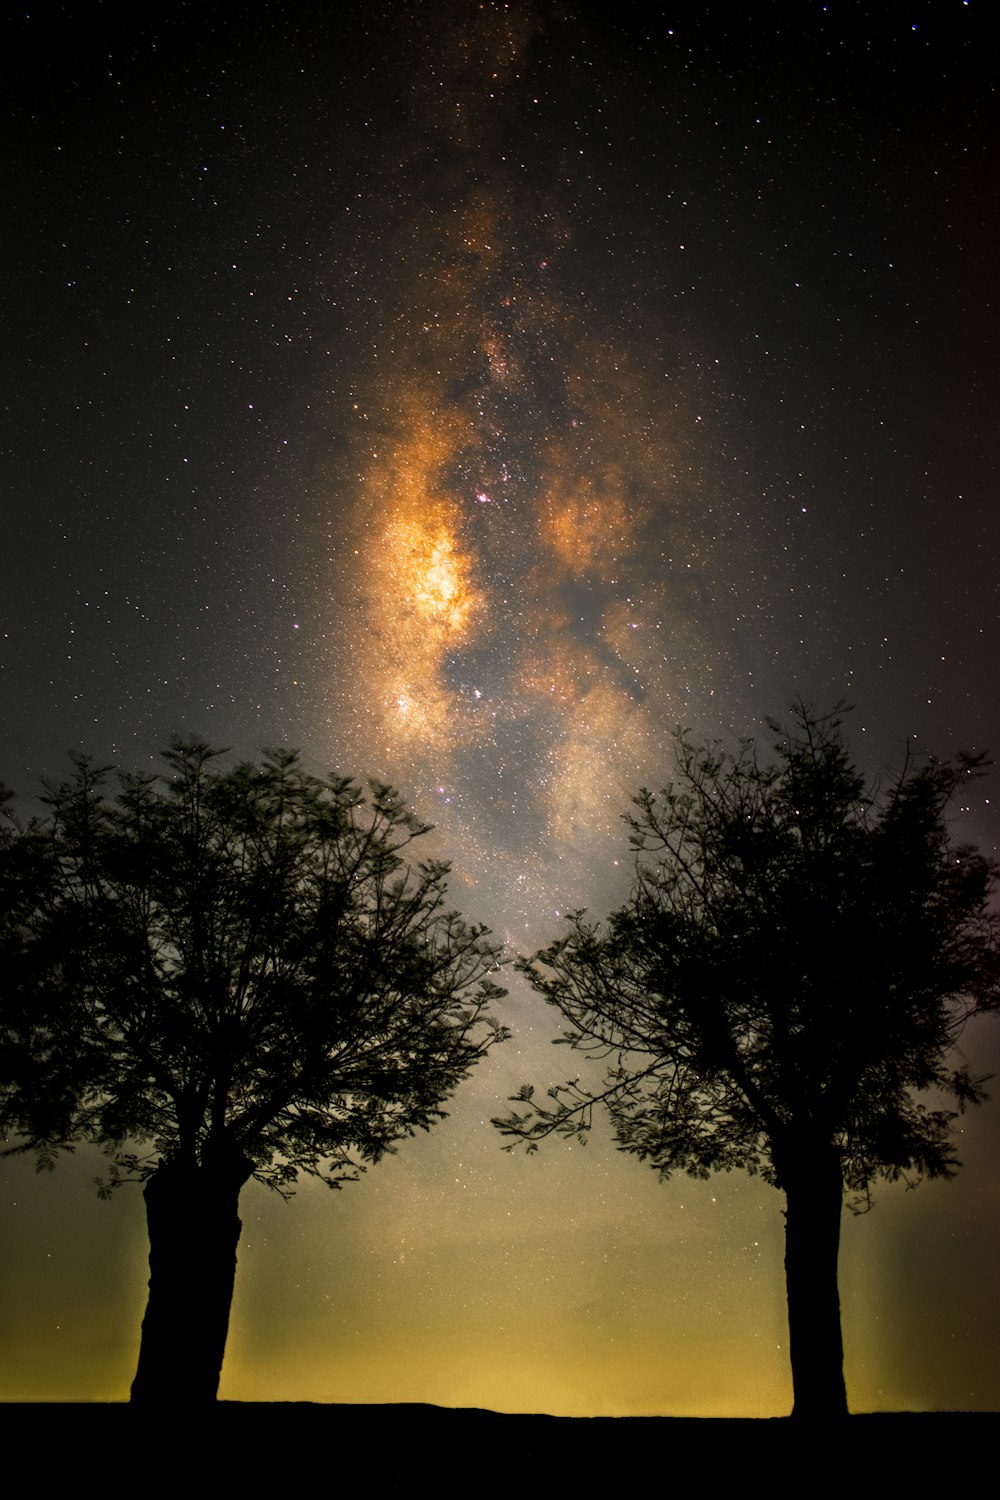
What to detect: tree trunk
<box><xmin>779</xmin><ymin>1142</ymin><xmax>849</xmax><ymax>1419</ymax></box>
<box><xmin>130</xmin><ymin>1149</ymin><xmax>254</xmax><ymax>1405</ymax></box>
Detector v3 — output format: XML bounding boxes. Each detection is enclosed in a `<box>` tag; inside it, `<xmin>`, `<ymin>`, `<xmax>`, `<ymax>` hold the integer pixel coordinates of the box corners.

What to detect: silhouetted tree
<box><xmin>1</xmin><ymin>783</ymin><xmax>94</xmax><ymax>1164</ymax></box>
<box><xmin>496</xmin><ymin>705</ymin><xmax>999</xmax><ymax>1417</ymax></box>
<box><xmin>10</xmin><ymin>741</ymin><xmax>507</xmax><ymax>1404</ymax></box>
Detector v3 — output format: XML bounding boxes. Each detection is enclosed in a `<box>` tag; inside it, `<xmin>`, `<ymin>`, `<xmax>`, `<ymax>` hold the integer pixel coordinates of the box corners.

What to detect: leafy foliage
<box><xmin>497</xmin><ymin>705</ymin><xmax>999</xmax><ymax>1202</ymax></box>
<box><xmin>5</xmin><ymin>740</ymin><xmax>507</xmax><ymax>1192</ymax></box>
<box><xmin>1</xmin><ymin>780</ymin><xmax>94</xmax><ymax>1161</ymax></box>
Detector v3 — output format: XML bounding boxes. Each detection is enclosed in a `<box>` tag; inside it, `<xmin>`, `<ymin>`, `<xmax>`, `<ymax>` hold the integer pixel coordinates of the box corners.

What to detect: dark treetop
<box><xmin>496</xmin><ymin>706</ymin><xmax>999</xmax><ymax>1414</ymax></box>
<box><xmin>4</xmin><ymin>739</ymin><xmax>508</xmax><ymax>1192</ymax></box>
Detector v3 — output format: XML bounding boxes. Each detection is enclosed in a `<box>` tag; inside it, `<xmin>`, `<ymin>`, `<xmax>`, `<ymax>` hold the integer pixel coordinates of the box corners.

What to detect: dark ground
<box><xmin>6</xmin><ymin>1404</ymin><xmax>995</xmax><ymax>1489</ymax></box>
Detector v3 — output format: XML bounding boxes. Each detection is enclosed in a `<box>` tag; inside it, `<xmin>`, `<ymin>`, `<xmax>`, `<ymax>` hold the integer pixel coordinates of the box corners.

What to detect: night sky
<box><xmin>3</xmin><ymin>0</ymin><xmax>999</xmax><ymax>1414</ymax></box>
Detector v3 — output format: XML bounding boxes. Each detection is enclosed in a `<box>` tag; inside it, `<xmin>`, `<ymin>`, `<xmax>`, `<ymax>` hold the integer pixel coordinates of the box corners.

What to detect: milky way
<box><xmin>322</xmin><ymin>4</ymin><xmax>760</xmax><ymax>943</ymax></box>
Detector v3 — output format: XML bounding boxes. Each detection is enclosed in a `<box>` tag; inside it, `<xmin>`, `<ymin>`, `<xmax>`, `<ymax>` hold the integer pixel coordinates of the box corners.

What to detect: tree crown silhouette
<box><xmin>5</xmin><ymin>738</ymin><xmax>507</xmax><ymax>1401</ymax></box>
<box><xmin>496</xmin><ymin>704</ymin><xmax>999</xmax><ymax>1414</ymax></box>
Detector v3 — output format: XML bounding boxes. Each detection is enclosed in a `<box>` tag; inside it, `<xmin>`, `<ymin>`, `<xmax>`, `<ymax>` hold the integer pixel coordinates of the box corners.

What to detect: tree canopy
<box><xmin>496</xmin><ymin>705</ymin><xmax>999</xmax><ymax>1415</ymax></box>
<box><xmin>1</xmin><ymin>780</ymin><xmax>91</xmax><ymax>1162</ymax></box>
<box><xmin>3</xmin><ymin>738</ymin><xmax>507</xmax><ymax>1400</ymax></box>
